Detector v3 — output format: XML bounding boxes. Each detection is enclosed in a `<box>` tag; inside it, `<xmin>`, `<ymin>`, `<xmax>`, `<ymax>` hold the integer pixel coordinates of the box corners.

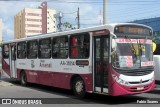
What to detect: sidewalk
<box><xmin>0</xmin><ymin>76</ymin><xmax>14</xmax><ymax>87</ymax></box>
<box><xmin>0</xmin><ymin>80</ymin><xmax>14</xmax><ymax>87</ymax></box>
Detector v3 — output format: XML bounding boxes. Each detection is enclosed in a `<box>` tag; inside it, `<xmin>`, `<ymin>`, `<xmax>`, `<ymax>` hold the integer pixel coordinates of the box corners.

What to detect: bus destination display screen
<box><xmin>114</xmin><ymin>25</ymin><xmax>152</xmax><ymax>36</ymax></box>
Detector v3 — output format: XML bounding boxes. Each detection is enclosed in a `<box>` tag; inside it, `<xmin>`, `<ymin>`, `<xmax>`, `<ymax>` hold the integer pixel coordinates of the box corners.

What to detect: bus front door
<box><xmin>94</xmin><ymin>36</ymin><xmax>109</xmax><ymax>93</ymax></box>
<box><xmin>9</xmin><ymin>45</ymin><xmax>17</xmax><ymax>78</ymax></box>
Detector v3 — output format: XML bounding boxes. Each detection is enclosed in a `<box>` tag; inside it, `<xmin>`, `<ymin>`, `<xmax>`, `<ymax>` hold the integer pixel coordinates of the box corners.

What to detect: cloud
<box><xmin>6</xmin><ymin>28</ymin><xmax>13</xmax><ymax>36</ymax></box>
<box><xmin>0</xmin><ymin>1</ymin><xmax>41</xmax><ymax>41</ymax></box>
<box><xmin>47</xmin><ymin>0</ymin><xmax>101</xmax><ymax>27</ymax></box>
<box><xmin>0</xmin><ymin>0</ymin><xmax>102</xmax><ymax>41</ymax></box>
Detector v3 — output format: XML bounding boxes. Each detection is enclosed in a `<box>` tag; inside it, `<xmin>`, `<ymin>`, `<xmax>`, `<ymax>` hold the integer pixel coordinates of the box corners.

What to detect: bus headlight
<box><xmin>112</xmin><ymin>74</ymin><xmax>129</xmax><ymax>86</ymax></box>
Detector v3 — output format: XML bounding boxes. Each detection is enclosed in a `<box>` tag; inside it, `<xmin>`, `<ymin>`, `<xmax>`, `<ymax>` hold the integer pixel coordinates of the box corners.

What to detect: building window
<box><xmin>26</xmin><ymin>24</ymin><xmax>42</xmax><ymax>27</ymax></box>
<box><xmin>39</xmin><ymin>38</ymin><xmax>51</xmax><ymax>58</ymax></box>
<box><xmin>26</xmin><ymin>18</ymin><xmax>41</xmax><ymax>22</ymax></box>
<box><xmin>52</xmin><ymin>36</ymin><xmax>68</xmax><ymax>58</ymax></box>
<box><xmin>27</xmin><ymin>40</ymin><xmax>38</xmax><ymax>59</ymax></box>
<box><xmin>17</xmin><ymin>42</ymin><xmax>26</xmax><ymax>59</ymax></box>
<box><xmin>2</xmin><ymin>44</ymin><xmax>9</xmax><ymax>59</ymax></box>
<box><xmin>27</xmin><ymin>13</ymin><xmax>41</xmax><ymax>16</ymax></box>
<box><xmin>27</xmin><ymin>30</ymin><xmax>42</xmax><ymax>33</ymax></box>
<box><xmin>70</xmin><ymin>33</ymin><xmax>90</xmax><ymax>58</ymax></box>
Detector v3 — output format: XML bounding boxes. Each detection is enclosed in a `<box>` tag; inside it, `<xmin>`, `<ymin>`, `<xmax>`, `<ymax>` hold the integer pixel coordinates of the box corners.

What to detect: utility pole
<box><xmin>57</xmin><ymin>12</ymin><xmax>63</xmax><ymax>32</ymax></box>
<box><xmin>59</xmin><ymin>13</ymin><xmax>62</xmax><ymax>31</ymax></box>
<box><xmin>103</xmin><ymin>0</ymin><xmax>108</xmax><ymax>24</ymax></box>
<box><xmin>77</xmin><ymin>7</ymin><xmax>80</xmax><ymax>29</ymax></box>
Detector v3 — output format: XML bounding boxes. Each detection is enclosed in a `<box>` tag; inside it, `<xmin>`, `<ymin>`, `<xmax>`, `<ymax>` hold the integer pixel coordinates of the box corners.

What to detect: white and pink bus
<box><xmin>2</xmin><ymin>23</ymin><xmax>155</xmax><ymax>97</ymax></box>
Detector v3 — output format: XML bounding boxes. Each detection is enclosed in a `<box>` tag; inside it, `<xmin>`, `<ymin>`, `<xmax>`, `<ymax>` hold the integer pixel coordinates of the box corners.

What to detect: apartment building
<box><xmin>14</xmin><ymin>2</ymin><xmax>56</xmax><ymax>39</ymax></box>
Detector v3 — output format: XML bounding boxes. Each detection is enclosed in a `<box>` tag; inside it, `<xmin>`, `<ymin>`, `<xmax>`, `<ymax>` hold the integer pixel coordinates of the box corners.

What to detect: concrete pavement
<box><xmin>0</xmin><ymin>79</ymin><xmax>14</xmax><ymax>87</ymax></box>
<box><xmin>0</xmin><ymin>74</ymin><xmax>14</xmax><ymax>87</ymax></box>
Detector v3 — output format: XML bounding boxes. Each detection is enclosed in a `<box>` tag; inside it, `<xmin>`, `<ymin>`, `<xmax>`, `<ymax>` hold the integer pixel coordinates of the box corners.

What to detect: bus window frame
<box><xmin>27</xmin><ymin>40</ymin><xmax>38</xmax><ymax>59</ymax></box>
<box><xmin>38</xmin><ymin>38</ymin><xmax>52</xmax><ymax>59</ymax></box>
<box><xmin>17</xmin><ymin>42</ymin><xmax>27</xmax><ymax>59</ymax></box>
<box><xmin>52</xmin><ymin>35</ymin><xmax>69</xmax><ymax>59</ymax></box>
<box><xmin>69</xmin><ymin>33</ymin><xmax>90</xmax><ymax>59</ymax></box>
<box><xmin>2</xmin><ymin>44</ymin><xmax>9</xmax><ymax>59</ymax></box>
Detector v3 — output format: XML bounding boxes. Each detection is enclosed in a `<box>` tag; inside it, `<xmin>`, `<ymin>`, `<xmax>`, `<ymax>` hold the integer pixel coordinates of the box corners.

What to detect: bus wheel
<box><xmin>20</xmin><ymin>71</ymin><xmax>27</xmax><ymax>86</ymax></box>
<box><xmin>72</xmin><ymin>77</ymin><xmax>86</xmax><ymax>98</ymax></box>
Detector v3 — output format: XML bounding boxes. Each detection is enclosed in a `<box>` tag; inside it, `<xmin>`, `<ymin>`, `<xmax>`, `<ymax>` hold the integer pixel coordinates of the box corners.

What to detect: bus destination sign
<box><xmin>114</xmin><ymin>25</ymin><xmax>151</xmax><ymax>35</ymax></box>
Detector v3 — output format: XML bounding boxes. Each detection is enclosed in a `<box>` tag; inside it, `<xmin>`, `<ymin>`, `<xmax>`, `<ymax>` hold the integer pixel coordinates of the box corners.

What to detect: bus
<box><xmin>153</xmin><ymin>44</ymin><xmax>160</xmax><ymax>82</ymax></box>
<box><xmin>2</xmin><ymin>23</ymin><xmax>155</xmax><ymax>97</ymax></box>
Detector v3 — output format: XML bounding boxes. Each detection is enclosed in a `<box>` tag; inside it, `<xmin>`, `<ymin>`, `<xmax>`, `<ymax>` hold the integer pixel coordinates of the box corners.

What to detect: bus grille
<box><xmin>117</xmin><ymin>68</ymin><xmax>153</xmax><ymax>76</ymax></box>
<box><xmin>129</xmin><ymin>80</ymin><xmax>149</xmax><ymax>84</ymax></box>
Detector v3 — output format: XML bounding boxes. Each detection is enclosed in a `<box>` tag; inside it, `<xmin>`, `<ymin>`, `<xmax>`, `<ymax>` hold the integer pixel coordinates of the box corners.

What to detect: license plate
<box><xmin>137</xmin><ymin>86</ymin><xmax>144</xmax><ymax>90</ymax></box>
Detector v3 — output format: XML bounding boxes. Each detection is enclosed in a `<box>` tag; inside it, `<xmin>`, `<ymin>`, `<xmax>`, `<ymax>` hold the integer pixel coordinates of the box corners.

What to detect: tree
<box><xmin>63</xmin><ymin>22</ymin><xmax>72</xmax><ymax>31</ymax></box>
<box><xmin>153</xmin><ymin>36</ymin><xmax>160</xmax><ymax>43</ymax></box>
<box><xmin>0</xmin><ymin>41</ymin><xmax>2</xmax><ymax>48</ymax></box>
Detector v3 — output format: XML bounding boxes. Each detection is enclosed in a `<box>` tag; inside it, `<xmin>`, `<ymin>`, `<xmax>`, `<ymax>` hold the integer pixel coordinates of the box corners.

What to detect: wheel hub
<box><xmin>75</xmin><ymin>81</ymin><xmax>83</xmax><ymax>93</ymax></box>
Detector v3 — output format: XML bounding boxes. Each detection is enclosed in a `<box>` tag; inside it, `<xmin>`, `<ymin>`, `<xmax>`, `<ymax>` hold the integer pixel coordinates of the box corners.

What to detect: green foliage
<box><xmin>153</xmin><ymin>37</ymin><xmax>160</xmax><ymax>43</ymax></box>
<box><xmin>63</xmin><ymin>22</ymin><xmax>72</xmax><ymax>30</ymax></box>
<box><xmin>0</xmin><ymin>41</ymin><xmax>2</xmax><ymax>47</ymax></box>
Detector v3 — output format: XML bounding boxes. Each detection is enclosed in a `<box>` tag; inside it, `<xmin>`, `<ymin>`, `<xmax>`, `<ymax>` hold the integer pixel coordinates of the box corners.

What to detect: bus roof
<box><xmin>2</xmin><ymin>23</ymin><xmax>152</xmax><ymax>44</ymax></box>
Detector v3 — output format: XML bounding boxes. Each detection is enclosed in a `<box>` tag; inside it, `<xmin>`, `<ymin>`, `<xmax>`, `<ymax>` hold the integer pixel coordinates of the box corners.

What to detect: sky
<box><xmin>0</xmin><ymin>0</ymin><xmax>160</xmax><ymax>41</ymax></box>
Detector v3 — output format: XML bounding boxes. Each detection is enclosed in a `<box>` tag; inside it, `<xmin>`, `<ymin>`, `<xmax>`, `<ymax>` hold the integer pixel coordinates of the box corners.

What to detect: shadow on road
<box><xmin>147</xmin><ymin>89</ymin><xmax>160</xmax><ymax>95</ymax></box>
<box><xmin>2</xmin><ymin>78</ymin><xmax>149</xmax><ymax>104</ymax></box>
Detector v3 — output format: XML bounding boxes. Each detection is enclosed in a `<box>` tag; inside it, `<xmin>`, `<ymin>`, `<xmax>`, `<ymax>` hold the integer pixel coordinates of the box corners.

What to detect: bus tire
<box><xmin>20</xmin><ymin>71</ymin><xmax>27</xmax><ymax>86</ymax></box>
<box><xmin>72</xmin><ymin>77</ymin><xmax>86</xmax><ymax>98</ymax></box>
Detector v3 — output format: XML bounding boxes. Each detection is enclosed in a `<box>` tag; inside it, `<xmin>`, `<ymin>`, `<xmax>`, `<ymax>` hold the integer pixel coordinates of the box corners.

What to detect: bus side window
<box><xmin>17</xmin><ymin>42</ymin><xmax>26</xmax><ymax>59</ymax></box>
<box><xmin>52</xmin><ymin>36</ymin><xmax>68</xmax><ymax>58</ymax></box>
<box><xmin>39</xmin><ymin>38</ymin><xmax>51</xmax><ymax>58</ymax></box>
<box><xmin>70</xmin><ymin>36</ymin><xmax>78</xmax><ymax>58</ymax></box>
<box><xmin>70</xmin><ymin>33</ymin><xmax>90</xmax><ymax>58</ymax></box>
<box><xmin>2</xmin><ymin>44</ymin><xmax>9</xmax><ymax>59</ymax></box>
<box><xmin>27</xmin><ymin>40</ymin><xmax>38</xmax><ymax>59</ymax></box>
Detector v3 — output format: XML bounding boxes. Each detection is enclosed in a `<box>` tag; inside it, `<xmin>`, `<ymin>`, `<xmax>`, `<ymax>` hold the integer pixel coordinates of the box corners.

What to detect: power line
<box><xmin>63</xmin><ymin>11</ymin><xmax>77</xmax><ymax>14</ymax></box>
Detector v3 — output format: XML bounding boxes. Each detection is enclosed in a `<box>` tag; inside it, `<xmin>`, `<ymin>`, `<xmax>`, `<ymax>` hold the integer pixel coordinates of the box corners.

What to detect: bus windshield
<box><xmin>112</xmin><ymin>38</ymin><xmax>154</xmax><ymax>69</ymax></box>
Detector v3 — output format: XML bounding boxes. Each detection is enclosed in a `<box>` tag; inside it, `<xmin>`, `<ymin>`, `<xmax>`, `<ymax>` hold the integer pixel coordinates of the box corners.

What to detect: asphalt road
<box><xmin>0</xmin><ymin>79</ymin><xmax>160</xmax><ymax>107</ymax></box>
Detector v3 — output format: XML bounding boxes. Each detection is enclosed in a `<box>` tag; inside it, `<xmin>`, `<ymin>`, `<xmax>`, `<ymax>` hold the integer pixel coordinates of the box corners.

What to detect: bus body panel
<box><xmin>1</xmin><ymin>23</ymin><xmax>154</xmax><ymax>96</ymax></box>
<box><xmin>108</xmin><ymin>64</ymin><xmax>155</xmax><ymax>96</ymax></box>
<box><xmin>17</xmin><ymin>68</ymin><xmax>92</xmax><ymax>91</ymax></box>
<box><xmin>2</xmin><ymin>59</ymin><xmax>10</xmax><ymax>76</ymax></box>
<box><xmin>15</xmin><ymin>58</ymin><xmax>93</xmax><ymax>91</ymax></box>
<box><xmin>109</xmin><ymin>80</ymin><xmax>154</xmax><ymax>96</ymax></box>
